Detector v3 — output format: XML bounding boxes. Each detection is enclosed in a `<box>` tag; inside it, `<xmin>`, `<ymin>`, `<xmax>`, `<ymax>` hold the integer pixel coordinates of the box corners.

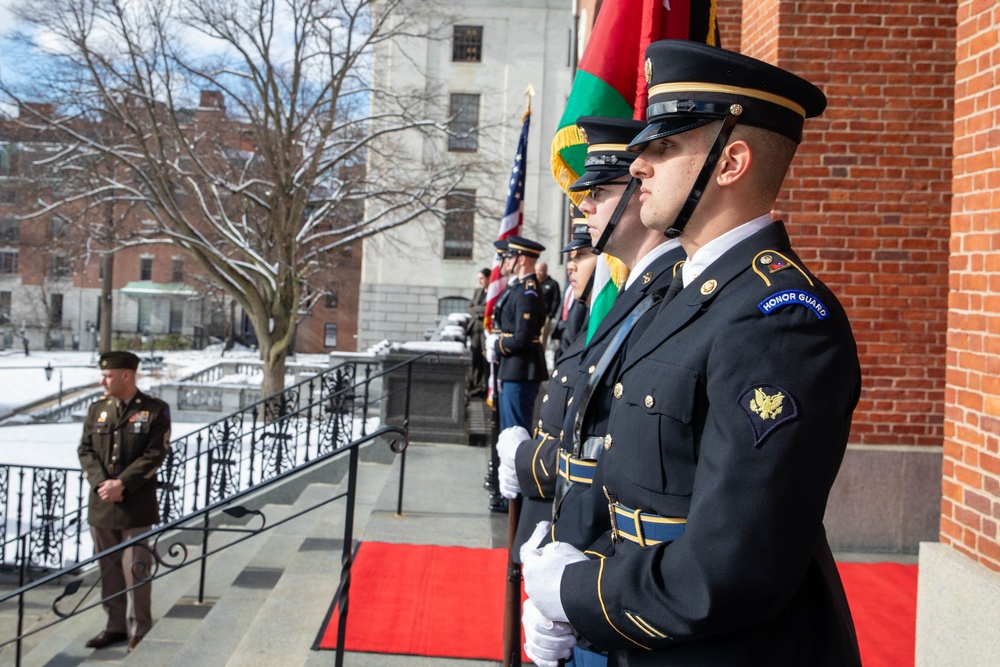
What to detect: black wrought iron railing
<box><xmin>0</xmin><ymin>352</ymin><xmax>434</xmax><ymax>570</ymax></box>
<box><xmin>0</xmin><ymin>351</ymin><xmax>438</xmax><ymax>667</ymax></box>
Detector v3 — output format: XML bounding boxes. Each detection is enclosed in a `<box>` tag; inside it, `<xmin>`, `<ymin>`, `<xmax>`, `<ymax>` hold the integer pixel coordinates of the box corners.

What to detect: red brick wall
<box><xmin>742</xmin><ymin>1</ymin><xmax>955</xmax><ymax>447</ymax></box>
<box><xmin>943</xmin><ymin>0</ymin><xmax>1000</xmax><ymax>572</ymax></box>
<box><xmin>714</xmin><ymin>0</ymin><xmax>743</xmax><ymax>52</ymax></box>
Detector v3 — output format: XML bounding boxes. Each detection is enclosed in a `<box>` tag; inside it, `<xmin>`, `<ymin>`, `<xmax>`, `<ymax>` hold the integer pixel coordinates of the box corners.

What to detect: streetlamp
<box><xmin>44</xmin><ymin>362</ymin><xmax>64</xmax><ymax>406</ymax></box>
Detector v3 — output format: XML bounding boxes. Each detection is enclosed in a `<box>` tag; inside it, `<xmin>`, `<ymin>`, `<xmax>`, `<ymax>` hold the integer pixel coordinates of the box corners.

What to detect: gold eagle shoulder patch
<box><xmin>738</xmin><ymin>384</ymin><xmax>798</xmax><ymax>448</ymax></box>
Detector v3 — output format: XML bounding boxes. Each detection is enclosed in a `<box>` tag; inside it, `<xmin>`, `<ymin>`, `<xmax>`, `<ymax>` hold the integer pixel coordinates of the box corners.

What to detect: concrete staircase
<box><xmin>3</xmin><ymin>441</ymin><xmax>503</xmax><ymax>667</ymax></box>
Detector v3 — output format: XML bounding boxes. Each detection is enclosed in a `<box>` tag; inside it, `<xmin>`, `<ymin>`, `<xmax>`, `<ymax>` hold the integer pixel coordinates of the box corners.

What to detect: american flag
<box><xmin>484</xmin><ymin>110</ymin><xmax>530</xmax><ymax>332</ymax></box>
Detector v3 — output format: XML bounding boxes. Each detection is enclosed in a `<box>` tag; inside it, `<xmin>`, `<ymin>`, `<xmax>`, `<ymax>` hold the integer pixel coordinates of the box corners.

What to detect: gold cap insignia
<box><xmin>578</xmin><ymin>126</ymin><xmax>589</xmax><ymax>144</ymax></box>
<box><xmin>644</xmin><ymin>58</ymin><xmax>652</xmax><ymax>84</ymax></box>
<box><xmin>641</xmin><ymin>272</ymin><xmax>652</xmax><ymax>284</ymax></box>
<box><xmin>700</xmin><ymin>279</ymin><xmax>718</xmax><ymax>295</ymax></box>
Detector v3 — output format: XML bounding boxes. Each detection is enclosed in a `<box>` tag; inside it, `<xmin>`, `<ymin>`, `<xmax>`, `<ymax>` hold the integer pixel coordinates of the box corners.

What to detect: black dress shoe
<box><xmin>127</xmin><ymin>634</ymin><xmax>145</xmax><ymax>652</ymax></box>
<box><xmin>85</xmin><ymin>630</ymin><xmax>128</xmax><ymax>649</ymax></box>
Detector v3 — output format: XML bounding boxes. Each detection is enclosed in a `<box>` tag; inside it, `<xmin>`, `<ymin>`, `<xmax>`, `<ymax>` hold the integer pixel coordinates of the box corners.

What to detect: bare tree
<box><xmin>1</xmin><ymin>0</ymin><xmax>475</xmax><ymax>397</ymax></box>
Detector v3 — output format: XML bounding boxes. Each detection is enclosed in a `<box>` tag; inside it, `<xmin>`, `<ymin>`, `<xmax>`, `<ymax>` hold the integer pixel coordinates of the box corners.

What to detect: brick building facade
<box><xmin>0</xmin><ymin>94</ymin><xmax>360</xmax><ymax>355</ymax></box>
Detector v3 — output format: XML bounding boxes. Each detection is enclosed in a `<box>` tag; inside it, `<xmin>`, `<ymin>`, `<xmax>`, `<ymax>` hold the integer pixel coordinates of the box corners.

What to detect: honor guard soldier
<box><xmin>521</xmin><ymin>41</ymin><xmax>862</xmax><ymax>667</ymax></box>
<box><xmin>529</xmin><ymin>115</ymin><xmax>687</xmax><ymax>667</ymax></box>
<box><xmin>496</xmin><ymin>224</ymin><xmax>599</xmax><ymax>561</ymax></box>
<box><xmin>552</xmin><ymin>115</ymin><xmax>687</xmax><ymax>550</ymax></box>
<box><xmin>489</xmin><ymin>235</ymin><xmax>548</xmax><ymax>432</ymax></box>
<box><xmin>78</xmin><ymin>351</ymin><xmax>171</xmax><ymax>653</ymax></box>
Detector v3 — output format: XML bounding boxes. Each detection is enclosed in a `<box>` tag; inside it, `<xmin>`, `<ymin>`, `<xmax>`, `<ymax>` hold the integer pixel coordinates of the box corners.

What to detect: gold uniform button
<box><xmin>588</xmin><ymin>365</ymin><xmax>596</xmax><ymax>374</ymax></box>
<box><xmin>613</xmin><ymin>383</ymin><xmax>623</xmax><ymax>399</ymax></box>
<box><xmin>542</xmin><ymin>394</ymin><xmax>549</xmax><ymax>403</ymax></box>
<box><xmin>700</xmin><ymin>279</ymin><xmax>718</xmax><ymax>295</ymax></box>
<box><xmin>561</xmin><ymin>376</ymin><xmax>568</xmax><ymax>384</ymax></box>
<box><xmin>552</xmin><ymin>369</ymin><xmax>559</xmax><ymax>378</ymax></box>
<box><xmin>604</xmin><ymin>433</ymin><xmax>613</xmax><ymax>450</ymax></box>
<box><xmin>645</xmin><ymin>395</ymin><xmax>655</xmax><ymax>409</ymax></box>
<box><xmin>538</xmin><ymin>420</ymin><xmax>544</xmax><ymax>430</ymax></box>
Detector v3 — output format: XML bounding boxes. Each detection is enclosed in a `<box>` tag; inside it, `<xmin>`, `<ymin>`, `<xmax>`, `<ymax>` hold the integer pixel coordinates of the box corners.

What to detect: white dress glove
<box><xmin>521</xmin><ymin>522</ymin><xmax>587</xmax><ymax>623</ymax></box>
<box><xmin>496</xmin><ymin>426</ymin><xmax>530</xmax><ymax>499</ymax></box>
<box><xmin>485</xmin><ymin>333</ymin><xmax>499</xmax><ymax>364</ymax></box>
<box><xmin>522</xmin><ymin>598</ymin><xmax>576</xmax><ymax>667</ymax></box>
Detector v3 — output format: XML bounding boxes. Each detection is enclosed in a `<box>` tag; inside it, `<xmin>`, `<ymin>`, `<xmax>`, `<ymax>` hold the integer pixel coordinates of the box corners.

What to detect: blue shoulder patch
<box><xmin>758</xmin><ymin>289</ymin><xmax>828</xmax><ymax>320</ymax></box>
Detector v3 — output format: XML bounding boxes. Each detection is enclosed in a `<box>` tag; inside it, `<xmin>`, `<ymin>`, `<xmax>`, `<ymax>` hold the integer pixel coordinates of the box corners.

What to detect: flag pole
<box><xmin>500</xmin><ymin>84</ymin><xmax>535</xmax><ymax>667</ymax></box>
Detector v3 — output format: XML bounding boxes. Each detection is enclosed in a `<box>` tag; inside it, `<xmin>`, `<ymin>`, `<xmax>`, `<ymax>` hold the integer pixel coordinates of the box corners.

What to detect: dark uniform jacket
<box><xmin>511</xmin><ymin>328</ymin><xmax>588</xmax><ymax>563</ymax></box>
<box><xmin>539</xmin><ymin>276</ymin><xmax>562</xmax><ymax>320</ymax></box>
<box><xmin>551</xmin><ymin>245</ymin><xmax>686</xmax><ymax>551</ymax></box>
<box><xmin>493</xmin><ymin>274</ymin><xmax>548</xmax><ymax>382</ymax></box>
<box><xmin>79</xmin><ymin>391</ymin><xmax>171</xmax><ymax>530</ymax></box>
<box><xmin>561</xmin><ymin>222</ymin><xmax>862</xmax><ymax>666</ymax></box>
<box><xmin>557</xmin><ymin>297</ymin><xmax>589</xmax><ymax>357</ymax></box>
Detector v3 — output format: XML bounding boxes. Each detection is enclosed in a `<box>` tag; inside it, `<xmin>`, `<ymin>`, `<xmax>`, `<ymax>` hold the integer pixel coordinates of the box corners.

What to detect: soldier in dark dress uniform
<box><xmin>496</xmin><ymin>224</ymin><xmax>597</xmax><ymax>561</ymax></box>
<box><xmin>548</xmin><ymin>117</ymin><xmax>687</xmax><ymax>560</ymax></box>
<box><xmin>78</xmin><ymin>351</ymin><xmax>171</xmax><ymax>652</ymax></box>
<box><xmin>521</xmin><ymin>41</ymin><xmax>862</xmax><ymax>667</ymax></box>
<box><xmin>490</xmin><ymin>235</ymin><xmax>548</xmax><ymax>432</ymax></box>
<box><xmin>521</xmin><ymin>115</ymin><xmax>685</xmax><ymax>667</ymax></box>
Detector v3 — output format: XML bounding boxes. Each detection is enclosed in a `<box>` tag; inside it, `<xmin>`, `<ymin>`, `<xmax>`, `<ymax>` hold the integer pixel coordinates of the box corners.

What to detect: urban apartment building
<box><xmin>0</xmin><ymin>93</ymin><xmax>361</xmax><ymax>355</ymax></box>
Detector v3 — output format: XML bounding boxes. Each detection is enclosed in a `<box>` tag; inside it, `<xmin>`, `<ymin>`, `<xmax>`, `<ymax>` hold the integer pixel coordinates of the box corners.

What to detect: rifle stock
<box><xmin>493</xmin><ymin>361</ymin><xmax>522</xmax><ymax>667</ymax></box>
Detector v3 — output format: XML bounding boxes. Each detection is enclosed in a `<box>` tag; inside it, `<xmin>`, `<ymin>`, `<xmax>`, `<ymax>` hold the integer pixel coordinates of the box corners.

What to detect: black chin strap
<box><xmin>578</xmin><ymin>271</ymin><xmax>595</xmax><ymax>304</ymax></box>
<box><xmin>664</xmin><ymin>107</ymin><xmax>743</xmax><ymax>239</ymax></box>
<box><xmin>591</xmin><ymin>176</ymin><xmax>640</xmax><ymax>255</ymax></box>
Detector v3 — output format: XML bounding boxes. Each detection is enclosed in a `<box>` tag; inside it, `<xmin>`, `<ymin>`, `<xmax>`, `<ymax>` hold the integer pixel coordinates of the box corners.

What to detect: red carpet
<box><xmin>838</xmin><ymin>561</ymin><xmax>918</xmax><ymax>667</ymax></box>
<box><xmin>316</xmin><ymin>541</ymin><xmax>519</xmax><ymax>660</ymax></box>
<box><xmin>317</xmin><ymin>541</ymin><xmax>917</xmax><ymax>665</ymax></box>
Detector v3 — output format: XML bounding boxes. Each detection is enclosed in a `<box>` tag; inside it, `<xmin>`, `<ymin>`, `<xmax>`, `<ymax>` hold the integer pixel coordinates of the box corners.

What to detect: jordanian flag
<box><xmin>551</xmin><ymin>0</ymin><xmax>718</xmax><ymax>344</ymax></box>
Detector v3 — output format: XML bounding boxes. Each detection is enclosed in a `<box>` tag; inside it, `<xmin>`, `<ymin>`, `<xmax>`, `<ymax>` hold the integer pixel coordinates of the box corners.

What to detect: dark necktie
<box><xmin>657</xmin><ymin>270</ymin><xmax>685</xmax><ymax>314</ymax></box>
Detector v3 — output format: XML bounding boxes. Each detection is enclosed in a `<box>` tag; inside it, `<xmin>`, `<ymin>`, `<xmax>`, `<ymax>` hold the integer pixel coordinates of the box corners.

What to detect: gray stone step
<box><xmin>125</xmin><ymin>458</ymin><xmax>393</xmax><ymax>667</ymax></box>
<box><xmin>18</xmin><ymin>501</ymin><xmax>295</xmax><ymax>667</ymax></box>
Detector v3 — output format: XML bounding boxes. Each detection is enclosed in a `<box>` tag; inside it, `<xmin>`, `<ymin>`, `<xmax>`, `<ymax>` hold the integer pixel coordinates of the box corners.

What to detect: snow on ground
<box><xmin>0</xmin><ymin>346</ymin><xmax>335</xmax><ymax>469</ymax></box>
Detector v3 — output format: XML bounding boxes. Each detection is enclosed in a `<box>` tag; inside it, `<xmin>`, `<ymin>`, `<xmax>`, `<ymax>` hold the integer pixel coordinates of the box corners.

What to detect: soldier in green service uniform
<box><xmin>78</xmin><ymin>351</ymin><xmax>171</xmax><ymax>652</ymax></box>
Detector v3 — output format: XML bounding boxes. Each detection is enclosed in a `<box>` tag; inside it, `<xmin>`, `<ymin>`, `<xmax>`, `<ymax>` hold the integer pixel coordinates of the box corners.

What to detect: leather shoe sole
<box><xmin>85</xmin><ymin>630</ymin><xmax>128</xmax><ymax>649</ymax></box>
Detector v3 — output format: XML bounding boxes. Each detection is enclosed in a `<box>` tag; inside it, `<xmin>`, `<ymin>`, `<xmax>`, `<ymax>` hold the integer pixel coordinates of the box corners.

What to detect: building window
<box><xmin>443</xmin><ymin>189</ymin><xmax>475</xmax><ymax>260</ymax></box>
<box><xmin>325</xmin><ymin>285</ymin><xmax>339</xmax><ymax>309</ymax></box>
<box><xmin>50</xmin><ymin>293</ymin><xmax>63</xmax><ymax>328</ymax></box>
<box><xmin>324</xmin><ymin>323</ymin><xmax>338</xmax><ymax>348</ymax></box>
<box><xmin>0</xmin><ymin>290</ymin><xmax>10</xmax><ymax>318</ymax></box>
<box><xmin>452</xmin><ymin>25</ymin><xmax>483</xmax><ymax>62</ymax></box>
<box><xmin>169</xmin><ymin>298</ymin><xmax>184</xmax><ymax>334</ymax></box>
<box><xmin>448</xmin><ymin>93</ymin><xmax>480</xmax><ymax>152</ymax></box>
<box><xmin>51</xmin><ymin>216</ymin><xmax>69</xmax><ymax>239</ymax></box>
<box><xmin>137</xmin><ymin>297</ymin><xmax>152</xmax><ymax>332</ymax></box>
<box><xmin>438</xmin><ymin>296</ymin><xmax>470</xmax><ymax>316</ymax></box>
<box><xmin>0</xmin><ymin>218</ymin><xmax>17</xmax><ymax>243</ymax></box>
<box><xmin>140</xmin><ymin>257</ymin><xmax>153</xmax><ymax>281</ymax></box>
<box><xmin>0</xmin><ymin>250</ymin><xmax>17</xmax><ymax>274</ymax></box>
<box><xmin>171</xmin><ymin>257</ymin><xmax>184</xmax><ymax>283</ymax></box>
<box><xmin>49</xmin><ymin>254</ymin><xmax>72</xmax><ymax>279</ymax></box>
